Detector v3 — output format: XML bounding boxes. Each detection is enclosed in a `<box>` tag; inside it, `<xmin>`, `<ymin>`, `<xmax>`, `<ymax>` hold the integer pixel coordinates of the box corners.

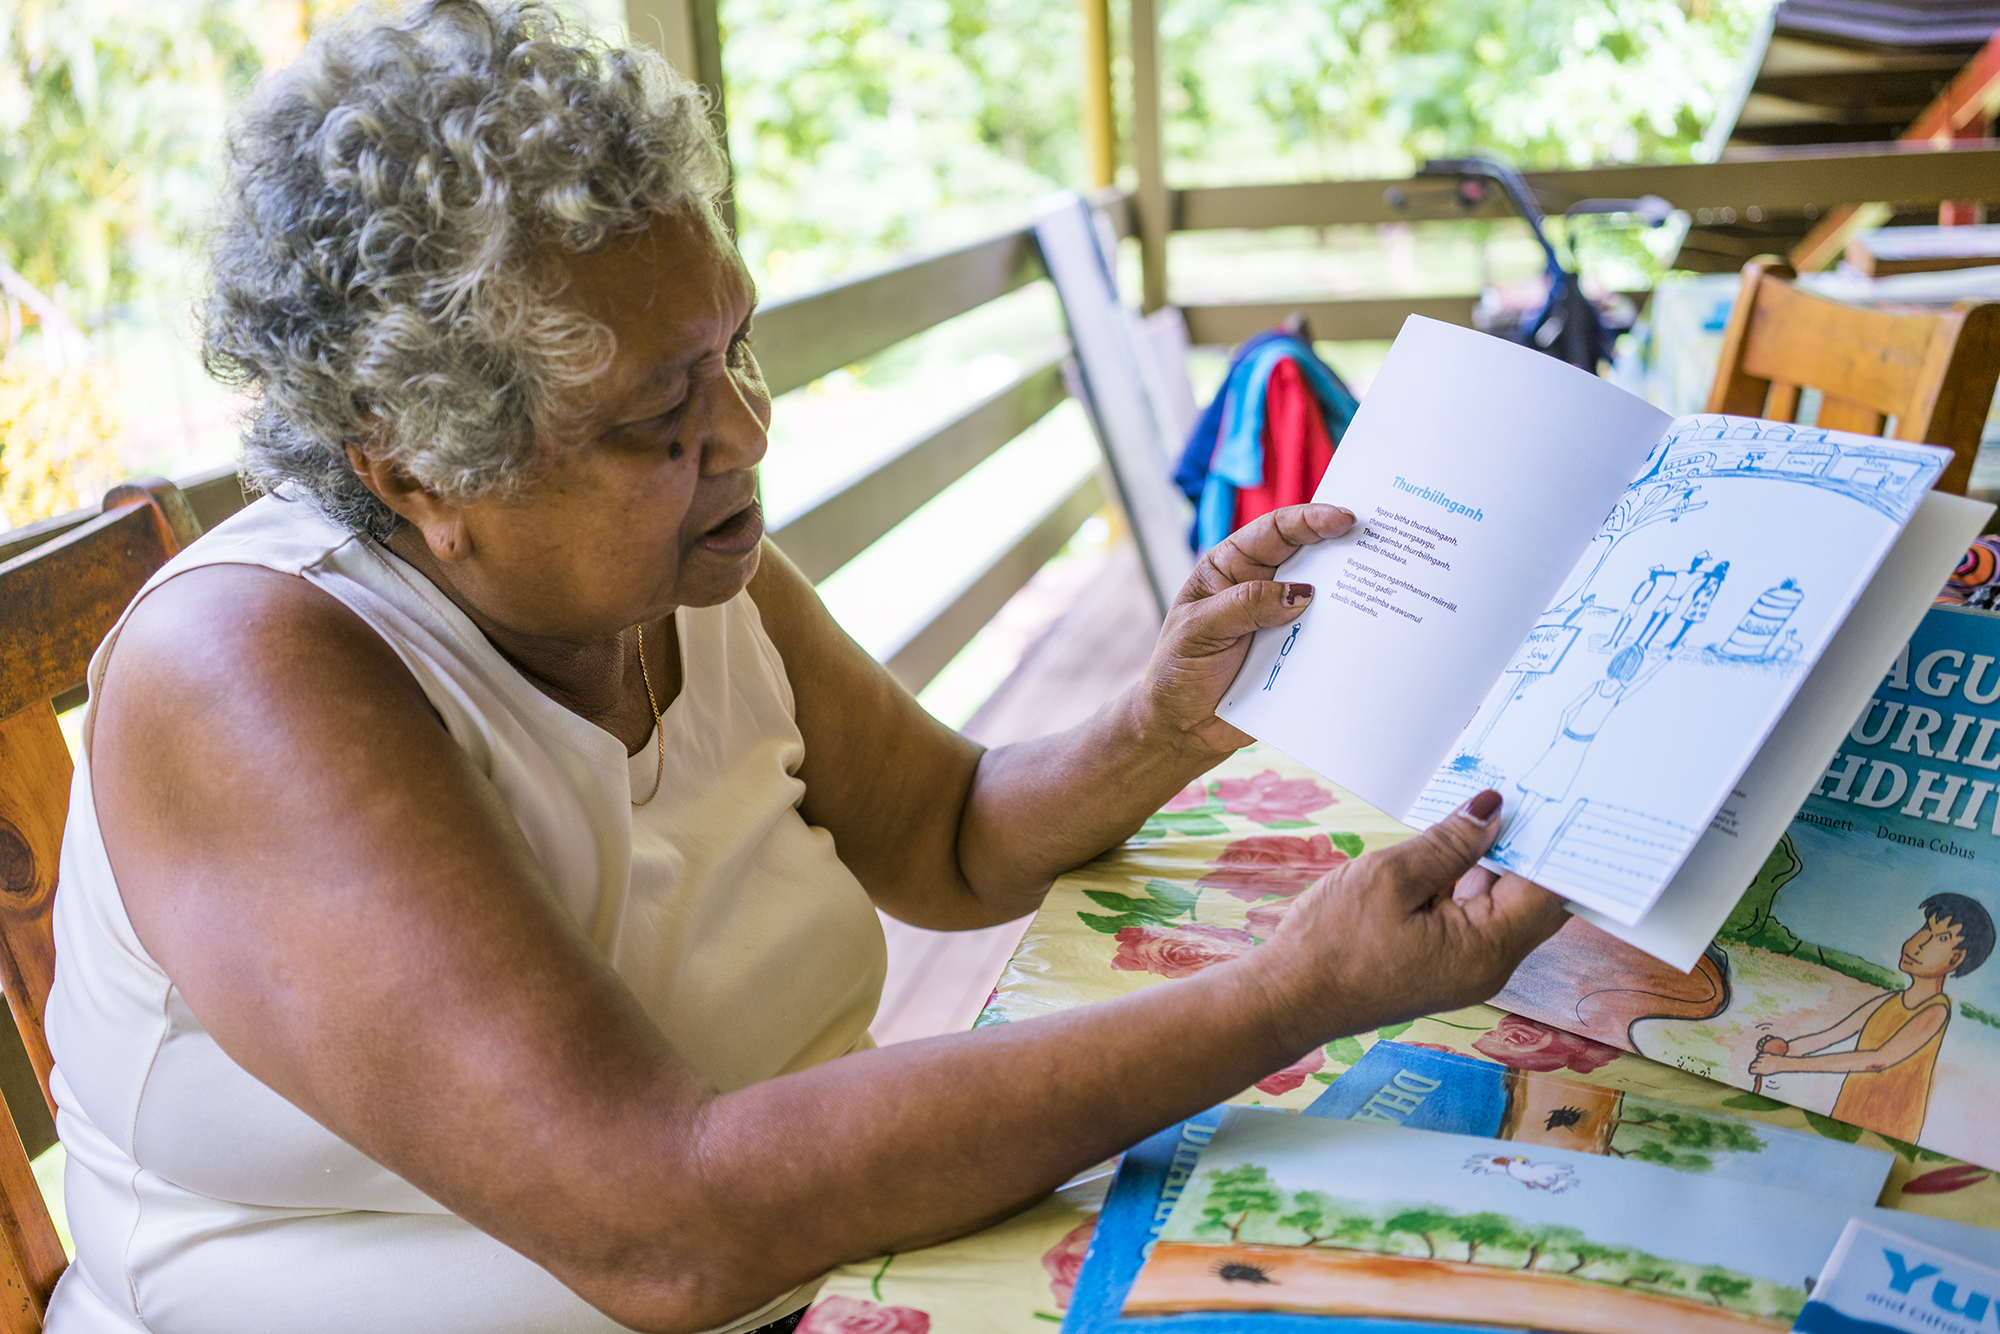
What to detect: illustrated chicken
<box><xmin>1464</xmin><ymin>1154</ymin><xmax>1579</xmax><ymax>1194</ymax></box>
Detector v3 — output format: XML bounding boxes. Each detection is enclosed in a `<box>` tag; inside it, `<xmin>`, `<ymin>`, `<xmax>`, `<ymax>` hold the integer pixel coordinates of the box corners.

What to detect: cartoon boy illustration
<box><xmin>1749</xmin><ymin>894</ymin><xmax>1996</xmax><ymax>1143</ymax></box>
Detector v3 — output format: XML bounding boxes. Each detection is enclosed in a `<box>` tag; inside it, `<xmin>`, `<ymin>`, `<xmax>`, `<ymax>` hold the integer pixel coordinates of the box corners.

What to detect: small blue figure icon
<box><xmin>1264</xmin><ymin>622</ymin><xmax>1302</xmax><ymax>691</ymax></box>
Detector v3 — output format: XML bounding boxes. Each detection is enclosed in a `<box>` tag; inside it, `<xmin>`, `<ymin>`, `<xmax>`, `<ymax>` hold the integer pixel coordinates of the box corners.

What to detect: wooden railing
<box><xmin>5</xmin><ymin>141</ymin><xmax>1995</xmax><ymax>700</ymax></box>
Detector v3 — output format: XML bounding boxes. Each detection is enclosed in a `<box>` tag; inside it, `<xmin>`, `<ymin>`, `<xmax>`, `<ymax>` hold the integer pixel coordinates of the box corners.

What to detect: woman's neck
<box><xmin>383</xmin><ymin>527</ymin><xmax>680</xmax><ymax>751</ymax></box>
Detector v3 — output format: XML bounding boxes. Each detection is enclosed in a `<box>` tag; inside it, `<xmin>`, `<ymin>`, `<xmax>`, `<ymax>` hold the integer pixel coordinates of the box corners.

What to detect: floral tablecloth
<box><xmin>799</xmin><ymin>744</ymin><xmax>2000</xmax><ymax>1334</ymax></box>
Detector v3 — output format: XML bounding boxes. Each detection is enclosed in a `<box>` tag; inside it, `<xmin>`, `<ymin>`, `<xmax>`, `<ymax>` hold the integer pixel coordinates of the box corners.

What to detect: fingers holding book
<box><xmin>1258</xmin><ymin>790</ymin><xmax>1567</xmax><ymax>1036</ymax></box>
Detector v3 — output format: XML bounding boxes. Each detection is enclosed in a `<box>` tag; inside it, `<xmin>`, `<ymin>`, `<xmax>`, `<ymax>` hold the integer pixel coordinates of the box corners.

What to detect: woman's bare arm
<box><xmin>93</xmin><ymin>561</ymin><xmax>1560</xmax><ymax>1334</ymax></box>
<box><xmin>756</xmin><ymin>504</ymin><xmax>1353</xmax><ymax>930</ymax></box>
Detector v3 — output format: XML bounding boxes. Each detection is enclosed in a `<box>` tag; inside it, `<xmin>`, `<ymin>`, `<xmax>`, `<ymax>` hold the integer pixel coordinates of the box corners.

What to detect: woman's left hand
<box><xmin>1138</xmin><ymin>501</ymin><xmax>1355</xmax><ymax>758</ymax></box>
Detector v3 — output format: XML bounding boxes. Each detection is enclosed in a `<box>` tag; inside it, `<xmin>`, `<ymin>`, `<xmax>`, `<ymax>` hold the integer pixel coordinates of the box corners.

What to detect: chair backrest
<box><xmin>0</xmin><ymin>478</ymin><xmax>200</xmax><ymax>1329</ymax></box>
<box><xmin>1707</xmin><ymin>257</ymin><xmax>2000</xmax><ymax>496</ymax></box>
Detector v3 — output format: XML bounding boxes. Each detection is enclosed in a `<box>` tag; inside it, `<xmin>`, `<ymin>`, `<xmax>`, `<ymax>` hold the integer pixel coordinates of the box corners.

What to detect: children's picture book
<box><xmin>1302</xmin><ymin>1041</ymin><xmax>1894</xmax><ymax>1203</ymax></box>
<box><xmin>1216</xmin><ymin>317</ymin><xmax>1991</xmax><ymax>948</ymax></box>
<box><xmin>1060</xmin><ymin>1108</ymin><xmax>1502</xmax><ymax>1334</ymax></box>
<box><xmin>1124</xmin><ymin>1109</ymin><xmax>1854</xmax><ymax>1333</ymax></box>
<box><xmin>1498</xmin><ymin>603</ymin><xmax>2000</xmax><ymax>1173</ymax></box>
<box><xmin>1793</xmin><ymin>1217</ymin><xmax>2000</xmax><ymax>1333</ymax></box>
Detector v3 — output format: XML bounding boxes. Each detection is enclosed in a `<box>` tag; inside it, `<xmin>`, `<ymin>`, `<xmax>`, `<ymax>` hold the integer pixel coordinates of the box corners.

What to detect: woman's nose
<box><xmin>696</xmin><ymin>366</ymin><xmax>770</xmax><ymax>476</ymax></box>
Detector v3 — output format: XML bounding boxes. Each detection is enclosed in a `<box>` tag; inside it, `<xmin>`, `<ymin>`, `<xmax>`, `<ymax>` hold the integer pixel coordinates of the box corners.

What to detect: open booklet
<box><xmin>1218</xmin><ymin>317</ymin><xmax>1992</xmax><ymax>960</ymax></box>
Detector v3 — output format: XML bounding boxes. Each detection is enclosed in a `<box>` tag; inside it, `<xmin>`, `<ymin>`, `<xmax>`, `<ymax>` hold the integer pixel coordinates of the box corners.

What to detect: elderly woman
<box><xmin>45</xmin><ymin>3</ymin><xmax>1561</xmax><ymax>1332</ymax></box>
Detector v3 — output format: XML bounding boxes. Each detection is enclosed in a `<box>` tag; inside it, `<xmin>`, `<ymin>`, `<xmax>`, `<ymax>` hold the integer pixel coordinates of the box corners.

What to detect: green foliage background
<box><xmin>718</xmin><ymin>0</ymin><xmax>1769</xmax><ymax>292</ymax></box>
<box><xmin>0</xmin><ymin>0</ymin><xmax>261</xmax><ymax>321</ymax></box>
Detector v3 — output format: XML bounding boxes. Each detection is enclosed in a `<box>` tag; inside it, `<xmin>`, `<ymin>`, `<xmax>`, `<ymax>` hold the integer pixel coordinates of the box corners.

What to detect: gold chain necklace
<box><xmin>632</xmin><ymin>622</ymin><xmax>666</xmax><ymax>806</ymax></box>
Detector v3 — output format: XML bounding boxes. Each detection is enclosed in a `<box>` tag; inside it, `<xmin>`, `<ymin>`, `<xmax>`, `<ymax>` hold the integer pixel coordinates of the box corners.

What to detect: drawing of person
<box><xmin>1609</xmin><ymin>564</ymin><xmax>1672</xmax><ymax>649</ymax></box>
<box><xmin>1507</xmin><ymin>645</ymin><xmax>1669</xmax><ymax>837</ymax></box>
<box><xmin>1636</xmin><ymin>551</ymin><xmax>1714</xmax><ymax>650</ymax></box>
<box><xmin>1666</xmin><ymin>559</ymin><xmax>1728</xmax><ymax>649</ymax></box>
<box><xmin>1748</xmin><ymin>894</ymin><xmax>1996</xmax><ymax>1143</ymax></box>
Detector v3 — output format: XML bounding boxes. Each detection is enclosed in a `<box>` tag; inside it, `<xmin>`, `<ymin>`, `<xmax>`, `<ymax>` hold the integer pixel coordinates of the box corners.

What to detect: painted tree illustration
<box><xmin>1450</xmin><ymin>1212</ymin><xmax>1516</xmax><ymax>1265</ymax></box>
<box><xmin>1621</xmin><ymin>1267</ymin><xmax>1681</xmax><ymax>1291</ymax></box>
<box><xmin>1277</xmin><ymin>1190</ymin><xmax>1374</xmax><ymax>1247</ymax></box>
<box><xmin>1383</xmin><ymin>1208</ymin><xmax>1454</xmax><ymax>1259</ymax></box>
<box><xmin>1518</xmin><ymin>1224</ymin><xmax>1586</xmax><ymax>1273</ymax></box>
<box><xmin>1564</xmin><ymin>1240</ymin><xmax>1631</xmax><ymax>1277</ymax></box>
<box><xmin>1196</xmin><ymin>1165</ymin><xmax>1282</xmax><ymax>1243</ymax></box>
<box><xmin>1277</xmin><ymin>1189</ymin><xmax>1332</xmax><ymax>1243</ymax></box>
<box><xmin>1608</xmin><ymin>1107</ymin><xmax>1765</xmax><ymax>1173</ymax></box>
<box><xmin>1696</xmin><ymin>1271</ymin><xmax>1754</xmax><ymax>1307</ymax></box>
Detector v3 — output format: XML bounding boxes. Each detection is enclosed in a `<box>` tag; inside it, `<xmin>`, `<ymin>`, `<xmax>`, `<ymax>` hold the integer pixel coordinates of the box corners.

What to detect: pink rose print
<box><xmin>1200</xmin><ymin>834</ymin><xmax>1352</xmax><ymax>902</ymax></box>
<box><xmin>1244</xmin><ymin>897</ymin><xmax>1292</xmax><ymax>940</ymax></box>
<box><xmin>1473</xmin><ymin>1015</ymin><xmax>1620</xmax><ymax>1074</ymax></box>
<box><xmin>1161</xmin><ymin>781</ymin><xmax>1211</xmax><ymax>813</ymax></box>
<box><xmin>800</xmin><ymin>1296</ymin><xmax>931</xmax><ymax>1334</ymax></box>
<box><xmin>1213</xmin><ymin>769</ymin><xmax>1336</xmax><ymax>823</ymax></box>
<box><xmin>1041</xmin><ymin>1219</ymin><xmax>1096</xmax><ymax>1309</ymax></box>
<box><xmin>1254</xmin><ymin>1045</ymin><xmax>1326</xmax><ymax>1096</ymax></box>
<box><xmin>1110</xmin><ymin>923</ymin><xmax>1256</xmax><ymax>978</ymax></box>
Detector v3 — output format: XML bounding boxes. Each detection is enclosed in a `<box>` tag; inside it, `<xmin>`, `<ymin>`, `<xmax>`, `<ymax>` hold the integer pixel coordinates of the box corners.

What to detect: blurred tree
<box><xmin>721</xmin><ymin>0</ymin><xmax>1768</xmax><ymax>285</ymax></box>
<box><xmin>722</xmin><ymin>0</ymin><xmax>1085</xmax><ymax>293</ymax></box>
<box><xmin>0</xmin><ymin>0</ymin><xmax>261</xmax><ymax>324</ymax></box>
<box><xmin>1158</xmin><ymin>0</ymin><xmax>1768</xmax><ymax>185</ymax></box>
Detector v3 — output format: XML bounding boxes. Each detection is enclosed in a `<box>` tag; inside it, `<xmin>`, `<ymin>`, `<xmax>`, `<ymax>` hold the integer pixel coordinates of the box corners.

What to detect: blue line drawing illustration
<box><xmin>1611</xmin><ymin>551</ymin><xmax>1730</xmax><ymax>651</ymax></box>
<box><xmin>1706</xmin><ymin>579</ymin><xmax>1806</xmax><ymax>663</ymax></box>
<box><xmin>1263</xmin><ymin>621</ymin><xmax>1302</xmax><ymax>691</ymax></box>
<box><xmin>1498</xmin><ymin>644</ymin><xmax>1671</xmax><ymax>852</ymax></box>
<box><xmin>1528</xmin><ymin>800</ymin><xmax>1700</xmax><ymax>910</ymax></box>
<box><xmin>1404</xmin><ymin>415</ymin><xmax>1943</xmax><ymax>910</ymax></box>
<box><xmin>1637</xmin><ymin>416</ymin><xmax>1936</xmax><ymax>526</ymax></box>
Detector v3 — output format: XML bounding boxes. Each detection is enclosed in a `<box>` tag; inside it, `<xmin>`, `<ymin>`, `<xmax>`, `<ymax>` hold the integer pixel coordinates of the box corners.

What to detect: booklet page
<box><xmin>1217</xmin><ymin>317</ymin><xmax>1671</xmax><ymax>817</ymax></box>
<box><xmin>1407</xmin><ymin>415</ymin><xmax>1951</xmax><ymax>925</ymax></box>
<box><xmin>1580</xmin><ymin>489</ymin><xmax>1992</xmax><ymax>968</ymax></box>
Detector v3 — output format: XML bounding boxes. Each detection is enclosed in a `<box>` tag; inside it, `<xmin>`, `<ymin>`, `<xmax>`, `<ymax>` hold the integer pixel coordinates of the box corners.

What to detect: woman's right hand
<box><xmin>1251</xmin><ymin>790</ymin><xmax>1568</xmax><ymax>1048</ymax></box>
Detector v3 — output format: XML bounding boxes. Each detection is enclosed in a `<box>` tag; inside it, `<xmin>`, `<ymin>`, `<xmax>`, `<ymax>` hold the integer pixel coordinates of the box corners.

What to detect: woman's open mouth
<box><xmin>698</xmin><ymin>500</ymin><xmax>764</xmax><ymax>555</ymax></box>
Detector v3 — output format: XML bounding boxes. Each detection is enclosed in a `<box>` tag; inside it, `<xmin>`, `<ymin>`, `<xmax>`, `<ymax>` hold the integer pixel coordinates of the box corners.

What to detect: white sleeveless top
<box><xmin>44</xmin><ymin>492</ymin><xmax>887</xmax><ymax>1334</ymax></box>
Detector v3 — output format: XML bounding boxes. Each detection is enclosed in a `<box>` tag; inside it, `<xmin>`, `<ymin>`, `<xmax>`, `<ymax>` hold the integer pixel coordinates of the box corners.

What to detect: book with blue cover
<box><xmin>1793</xmin><ymin>1217</ymin><xmax>2000</xmax><ymax>1333</ymax></box>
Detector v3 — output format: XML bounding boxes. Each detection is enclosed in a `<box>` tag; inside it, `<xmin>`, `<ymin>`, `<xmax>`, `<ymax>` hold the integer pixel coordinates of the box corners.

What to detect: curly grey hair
<box><xmin>203</xmin><ymin>0</ymin><xmax>730</xmax><ymax>539</ymax></box>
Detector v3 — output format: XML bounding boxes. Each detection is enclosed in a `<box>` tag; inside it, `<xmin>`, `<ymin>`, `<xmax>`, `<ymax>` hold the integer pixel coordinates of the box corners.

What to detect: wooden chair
<box><xmin>0</xmin><ymin>479</ymin><xmax>202</xmax><ymax>1330</ymax></box>
<box><xmin>1708</xmin><ymin>257</ymin><xmax>2000</xmax><ymax>497</ymax></box>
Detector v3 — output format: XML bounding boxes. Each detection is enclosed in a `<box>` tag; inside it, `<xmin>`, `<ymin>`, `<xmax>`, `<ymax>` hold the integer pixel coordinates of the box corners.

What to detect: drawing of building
<box><xmin>1638</xmin><ymin>416</ymin><xmax>1933</xmax><ymax>523</ymax></box>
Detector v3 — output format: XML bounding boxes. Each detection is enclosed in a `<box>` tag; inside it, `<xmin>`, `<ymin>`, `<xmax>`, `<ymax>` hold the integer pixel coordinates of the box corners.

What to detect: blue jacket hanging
<box><xmin>1173</xmin><ymin>332</ymin><xmax>1358</xmax><ymax>551</ymax></box>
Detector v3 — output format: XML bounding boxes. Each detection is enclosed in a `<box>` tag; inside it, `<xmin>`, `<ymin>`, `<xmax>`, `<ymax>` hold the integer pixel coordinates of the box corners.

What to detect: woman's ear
<box><xmin>345</xmin><ymin>441</ymin><xmax>473</xmax><ymax>564</ymax></box>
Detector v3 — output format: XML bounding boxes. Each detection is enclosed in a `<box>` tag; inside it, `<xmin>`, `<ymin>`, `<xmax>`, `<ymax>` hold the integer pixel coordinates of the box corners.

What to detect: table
<box><xmin>797</xmin><ymin>744</ymin><xmax>2000</xmax><ymax>1334</ymax></box>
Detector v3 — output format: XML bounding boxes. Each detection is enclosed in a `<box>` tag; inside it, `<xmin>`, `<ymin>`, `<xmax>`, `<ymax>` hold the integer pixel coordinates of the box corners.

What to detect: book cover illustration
<box><xmin>1123</xmin><ymin>1110</ymin><xmax>1851</xmax><ymax>1333</ymax></box>
<box><xmin>1060</xmin><ymin>1109</ymin><xmax>1501</xmax><ymax>1334</ymax></box>
<box><xmin>1793</xmin><ymin>1217</ymin><xmax>2000</xmax><ymax>1333</ymax></box>
<box><xmin>1303</xmin><ymin>1041</ymin><xmax>1893</xmax><ymax>1203</ymax></box>
<box><xmin>1498</xmin><ymin>604</ymin><xmax>2000</xmax><ymax>1173</ymax></box>
<box><xmin>1409</xmin><ymin>416</ymin><xmax>1946</xmax><ymax>924</ymax></box>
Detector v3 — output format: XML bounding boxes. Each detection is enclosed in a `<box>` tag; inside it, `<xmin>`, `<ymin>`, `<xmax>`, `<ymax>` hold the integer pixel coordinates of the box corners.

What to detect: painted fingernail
<box><xmin>1283</xmin><ymin>583</ymin><xmax>1315</xmax><ymax>607</ymax></box>
<box><xmin>1463</xmin><ymin>790</ymin><xmax>1502</xmax><ymax>825</ymax></box>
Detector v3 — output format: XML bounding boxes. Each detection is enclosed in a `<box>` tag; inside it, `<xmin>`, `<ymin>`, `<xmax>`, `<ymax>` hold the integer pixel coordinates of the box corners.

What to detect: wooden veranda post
<box><xmin>1790</xmin><ymin>32</ymin><xmax>2000</xmax><ymax>271</ymax></box>
<box><xmin>624</xmin><ymin>0</ymin><xmax>736</xmax><ymax>237</ymax></box>
<box><xmin>1128</xmin><ymin>0</ymin><xmax>1169</xmax><ymax>313</ymax></box>
<box><xmin>1082</xmin><ymin>0</ymin><xmax>1116</xmax><ymax>190</ymax></box>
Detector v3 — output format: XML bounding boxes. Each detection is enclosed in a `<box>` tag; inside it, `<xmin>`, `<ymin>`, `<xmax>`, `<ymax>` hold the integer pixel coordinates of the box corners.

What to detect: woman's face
<box><xmin>419</xmin><ymin>207</ymin><xmax>770</xmax><ymax>644</ymax></box>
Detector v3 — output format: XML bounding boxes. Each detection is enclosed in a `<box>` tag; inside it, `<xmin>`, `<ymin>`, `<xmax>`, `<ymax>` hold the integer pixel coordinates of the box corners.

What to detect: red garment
<box><xmin>1233</xmin><ymin>357</ymin><xmax>1335</xmax><ymax>530</ymax></box>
